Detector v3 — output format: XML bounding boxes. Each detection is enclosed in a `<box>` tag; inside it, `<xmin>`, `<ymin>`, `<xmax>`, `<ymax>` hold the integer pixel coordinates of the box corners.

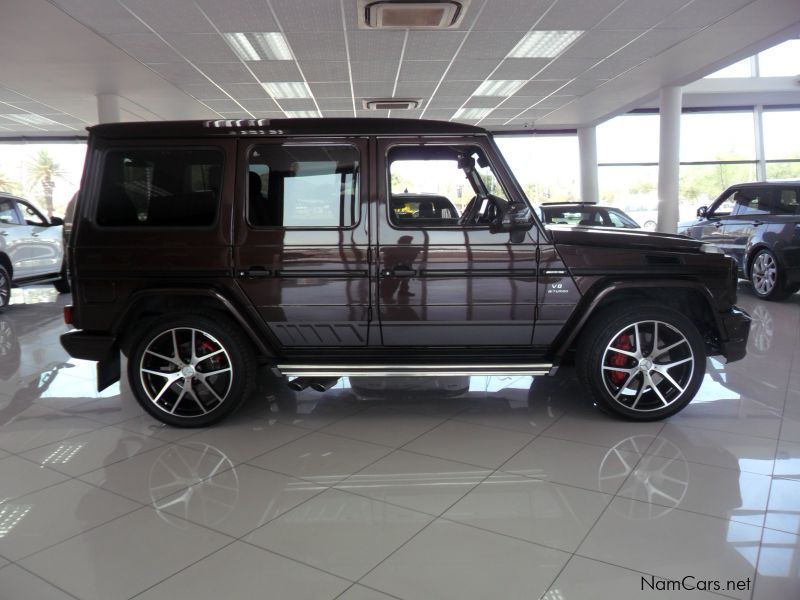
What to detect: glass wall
<box><xmin>705</xmin><ymin>39</ymin><xmax>800</xmax><ymax>79</ymax></box>
<box><xmin>495</xmin><ymin>135</ymin><xmax>579</xmax><ymax>204</ymax></box>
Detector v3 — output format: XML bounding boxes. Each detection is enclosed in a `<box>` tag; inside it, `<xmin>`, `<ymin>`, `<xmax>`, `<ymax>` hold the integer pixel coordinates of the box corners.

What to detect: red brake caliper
<box><xmin>198</xmin><ymin>340</ymin><xmax>222</xmax><ymax>371</ymax></box>
<box><xmin>608</xmin><ymin>333</ymin><xmax>632</xmax><ymax>385</ymax></box>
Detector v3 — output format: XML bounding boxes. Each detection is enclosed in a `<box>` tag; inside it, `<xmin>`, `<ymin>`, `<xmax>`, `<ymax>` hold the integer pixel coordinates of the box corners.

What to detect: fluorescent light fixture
<box><xmin>224</xmin><ymin>32</ymin><xmax>293</xmax><ymax>61</ymax></box>
<box><xmin>473</xmin><ymin>80</ymin><xmax>526</xmax><ymax>96</ymax></box>
<box><xmin>285</xmin><ymin>110</ymin><xmax>320</xmax><ymax>118</ymax></box>
<box><xmin>261</xmin><ymin>81</ymin><xmax>312</xmax><ymax>99</ymax></box>
<box><xmin>3</xmin><ymin>113</ymin><xmax>56</xmax><ymax>126</ymax></box>
<box><xmin>508</xmin><ymin>30</ymin><xmax>583</xmax><ymax>58</ymax></box>
<box><xmin>454</xmin><ymin>107</ymin><xmax>493</xmax><ymax>120</ymax></box>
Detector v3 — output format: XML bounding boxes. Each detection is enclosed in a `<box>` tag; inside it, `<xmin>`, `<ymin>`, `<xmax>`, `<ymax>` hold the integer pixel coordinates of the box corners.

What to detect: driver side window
<box><xmin>387</xmin><ymin>145</ymin><xmax>508</xmax><ymax>229</ymax></box>
<box><xmin>711</xmin><ymin>191</ymin><xmax>736</xmax><ymax>217</ymax></box>
<box><xmin>16</xmin><ymin>199</ymin><xmax>48</xmax><ymax>226</ymax></box>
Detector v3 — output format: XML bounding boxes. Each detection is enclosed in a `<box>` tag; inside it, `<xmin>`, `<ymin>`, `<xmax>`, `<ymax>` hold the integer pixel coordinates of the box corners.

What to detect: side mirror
<box><xmin>490</xmin><ymin>201</ymin><xmax>533</xmax><ymax>239</ymax></box>
<box><xmin>49</xmin><ymin>216</ymin><xmax>64</xmax><ymax>226</ymax></box>
<box><xmin>696</xmin><ymin>206</ymin><xmax>708</xmax><ymax>218</ymax></box>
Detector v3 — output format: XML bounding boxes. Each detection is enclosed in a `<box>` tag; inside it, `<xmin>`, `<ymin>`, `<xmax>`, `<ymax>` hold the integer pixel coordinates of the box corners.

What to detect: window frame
<box><xmin>0</xmin><ymin>197</ymin><xmax>24</xmax><ymax>226</ymax></box>
<box><xmin>245</xmin><ymin>141</ymin><xmax>363</xmax><ymax>231</ymax></box>
<box><xmin>93</xmin><ymin>145</ymin><xmax>226</xmax><ymax>230</ymax></box>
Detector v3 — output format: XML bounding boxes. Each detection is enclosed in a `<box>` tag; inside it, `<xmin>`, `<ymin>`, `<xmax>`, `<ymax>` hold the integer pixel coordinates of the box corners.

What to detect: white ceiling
<box><xmin>0</xmin><ymin>0</ymin><xmax>798</xmax><ymax>137</ymax></box>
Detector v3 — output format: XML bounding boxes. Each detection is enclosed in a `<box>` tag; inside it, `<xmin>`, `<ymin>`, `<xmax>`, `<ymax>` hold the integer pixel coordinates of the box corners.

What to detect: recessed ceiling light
<box><xmin>359</xmin><ymin>0</ymin><xmax>470</xmax><ymax>29</ymax></box>
<box><xmin>508</xmin><ymin>30</ymin><xmax>583</xmax><ymax>58</ymax></box>
<box><xmin>285</xmin><ymin>110</ymin><xmax>320</xmax><ymax>118</ymax></box>
<box><xmin>3</xmin><ymin>113</ymin><xmax>56</xmax><ymax>126</ymax></box>
<box><xmin>223</xmin><ymin>32</ymin><xmax>293</xmax><ymax>61</ymax></box>
<box><xmin>261</xmin><ymin>81</ymin><xmax>312</xmax><ymax>99</ymax></box>
<box><xmin>454</xmin><ymin>107</ymin><xmax>493</xmax><ymax>120</ymax></box>
<box><xmin>473</xmin><ymin>80</ymin><xmax>526</xmax><ymax>96</ymax></box>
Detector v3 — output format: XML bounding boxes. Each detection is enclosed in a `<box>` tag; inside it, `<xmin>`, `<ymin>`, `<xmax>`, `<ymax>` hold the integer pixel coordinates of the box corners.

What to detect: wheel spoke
<box><xmin>171</xmin><ymin>329</ymin><xmax>180</xmax><ymax>363</ymax></box>
<box><xmin>145</xmin><ymin>349</ymin><xmax>180</xmax><ymax>365</ymax></box>
<box><xmin>634</xmin><ymin>323</ymin><xmax>641</xmax><ymax>356</ymax></box>
<box><xmin>647</xmin><ymin>373</ymin><xmax>669</xmax><ymax>406</ymax></box>
<box><xmin>196</xmin><ymin>376</ymin><xmax>224</xmax><ymax>404</ymax></box>
<box><xmin>655</xmin><ymin>368</ymin><xmax>685</xmax><ymax>395</ymax></box>
<box><xmin>141</xmin><ymin>368</ymin><xmax>179</xmax><ymax>379</ymax></box>
<box><xmin>191</xmin><ymin>329</ymin><xmax>197</xmax><ymax>362</ymax></box>
<box><xmin>608</xmin><ymin>346</ymin><xmax>638</xmax><ymax>359</ymax></box>
<box><xmin>614</xmin><ymin>371</ymin><xmax>640</xmax><ymax>400</ymax></box>
<box><xmin>630</xmin><ymin>377</ymin><xmax>647</xmax><ymax>409</ymax></box>
<box><xmin>199</xmin><ymin>367</ymin><xmax>231</xmax><ymax>378</ymax></box>
<box><xmin>169</xmin><ymin>384</ymin><xmax>188</xmax><ymax>414</ymax></box>
<box><xmin>195</xmin><ymin>348</ymin><xmax>225</xmax><ymax>364</ymax></box>
<box><xmin>651</xmin><ymin>339</ymin><xmax>687</xmax><ymax>359</ymax></box>
<box><xmin>186</xmin><ymin>385</ymin><xmax>210</xmax><ymax>415</ymax></box>
<box><xmin>659</xmin><ymin>357</ymin><xmax>693</xmax><ymax>370</ymax></box>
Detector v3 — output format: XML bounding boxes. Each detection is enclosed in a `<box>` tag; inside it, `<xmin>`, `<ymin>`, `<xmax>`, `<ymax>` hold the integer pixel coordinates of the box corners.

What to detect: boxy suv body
<box><xmin>679</xmin><ymin>181</ymin><xmax>800</xmax><ymax>301</ymax></box>
<box><xmin>61</xmin><ymin>118</ymin><xmax>751</xmax><ymax>427</ymax></box>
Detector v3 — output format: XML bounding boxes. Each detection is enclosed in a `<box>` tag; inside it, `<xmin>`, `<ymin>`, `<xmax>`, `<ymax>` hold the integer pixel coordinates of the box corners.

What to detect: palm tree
<box><xmin>0</xmin><ymin>172</ymin><xmax>20</xmax><ymax>195</ymax></box>
<box><xmin>27</xmin><ymin>150</ymin><xmax>64</xmax><ymax>219</ymax></box>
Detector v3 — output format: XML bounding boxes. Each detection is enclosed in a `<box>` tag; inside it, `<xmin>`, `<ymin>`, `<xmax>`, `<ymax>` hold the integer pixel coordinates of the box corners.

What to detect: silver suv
<box><xmin>0</xmin><ymin>192</ymin><xmax>69</xmax><ymax>308</ymax></box>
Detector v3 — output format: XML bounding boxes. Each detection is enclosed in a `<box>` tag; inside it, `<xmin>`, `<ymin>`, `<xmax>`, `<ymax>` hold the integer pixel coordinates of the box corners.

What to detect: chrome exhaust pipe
<box><xmin>287</xmin><ymin>377</ymin><xmax>311</xmax><ymax>391</ymax></box>
<box><xmin>309</xmin><ymin>377</ymin><xmax>340</xmax><ymax>392</ymax></box>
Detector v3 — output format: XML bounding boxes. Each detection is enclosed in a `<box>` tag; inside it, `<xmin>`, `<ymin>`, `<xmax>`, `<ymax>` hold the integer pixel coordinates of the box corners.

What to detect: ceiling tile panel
<box><xmin>403</xmin><ymin>31</ymin><xmax>468</xmax><ymax>61</ymax></box>
<box><xmin>201</xmin><ymin>99</ymin><xmax>243</xmax><ymax>113</ymax></box>
<box><xmin>536</xmin><ymin>57</ymin><xmax>598</xmax><ymax>78</ymax></box>
<box><xmin>595</xmin><ymin>0</ymin><xmax>687</xmax><ymax>29</ymax></box>
<box><xmin>536</xmin><ymin>0</ymin><xmax>625</xmax><ymax>29</ymax></box>
<box><xmin>240</xmin><ymin>98</ymin><xmax>281</xmax><ymax>112</ymax></box>
<box><xmin>486</xmin><ymin>108</ymin><xmax>525</xmax><ymax>119</ymax></box>
<box><xmin>218</xmin><ymin>111</ymin><xmax>253</xmax><ymax>119</ymax></box>
<box><xmin>422</xmin><ymin>109</ymin><xmax>456</xmax><ymax>120</ymax></box>
<box><xmin>532</xmin><ymin>95</ymin><xmax>576</xmax><ymax>110</ymax></box>
<box><xmin>458</xmin><ymin>31</ymin><xmax>524</xmax><ymax>59</ymax></box>
<box><xmin>278</xmin><ymin>99</ymin><xmax>317</xmax><ymax>110</ymax></box>
<box><xmin>446</xmin><ymin>59</ymin><xmax>501</xmax><ymax>81</ymax></box>
<box><xmin>472</xmin><ymin>0</ymin><xmax>552</xmax><ymax>31</ymax></box>
<box><xmin>0</xmin><ymin>89</ymin><xmax>30</xmax><ymax>103</ymax></box>
<box><xmin>271</xmin><ymin>0</ymin><xmax>343</xmax><ymax>32</ymax></box>
<box><xmin>519</xmin><ymin>80</ymin><xmax>570</xmax><ymax>95</ymax></box>
<box><xmin>248</xmin><ymin>61</ymin><xmax>304</xmax><ymax>82</ymax></box>
<box><xmin>147</xmin><ymin>62</ymin><xmax>209</xmax><ymax>85</ymax></box>
<box><xmin>519</xmin><ymin>107</ymin><xmax>553</xmax><ymax>119</ymax></box>
<box><xmin>166</xmin><ymin>33</ymin><xmax>239</xmax><ymax>63</ymax></box>
<box><xmin>392</xmin><ymin>81</ymin><xmax>439</xmax><ymax>98</ymax></box>
<box><xmin>491</xmin><ymin>58</ymin><xmax>551</xmax><ymax>79</ymax></box>
<box><xmin>353</xmin><ymin>82</ymin><xmax>395</xmax><ymax>98</ymax></box>
<box><xmin>317</xmin><ymin>97</ymin><xmax>357</xmax><ymax>110</ymax></box>
<box><xmin>611</xmin><ymin>28</ymin><xmax>699</xmax><ymax>61</ymax></box>
<box><xmin>193</xmin><ymin>0</ymin><xmax>279</xmax><ymax>32</ymax></box>
<box><xmin>356</xmin><ymin>109</ymin><xmax>390</xmax><ymax>118</ymax></box>
<box><xmin>657</xmin><ymin>0</ymin><xmax>752</xmax><ymax>29</ymax></box>
<box><xmin>308</xmin><ymin>82</ymin><xmax>352</xmax><ymax>97</ymax></box>
<box><xmin>497</xmin><ymin>95</ymin><xmax>546</xmax><ymax>109</ymax></box>
<box><xmin>561</xmin><ymin>30</ymin><xmax>640</xmax><ymax>59</ymax></box>
<box><xmin>301</xmin><ymin>62</ymin><xmax>351</xmax><ymax>82</ymax></box>
<box><xmin>197</xmin><ymin>63</ymin><xmax>257</xmax><ymax>84</ymax></box>
<box><xmin>351</xmin><ymin>61</ymin><xmax>395</xmax><ymax>82</ymax></box>
<box><xmin>51</xmin><ymin>0</ymin><xmax>151</xmax><ymax>34</ymax></box>
<box><xmin>285</xmin><ymin>32</ymin><xmax>346</xmax><ymax>61</ymax></box>
<box><xmin>121</xmin><ymin>0</ymin><xmax>215</xmax><ymax>33</ymax></box>
<box><xmin>581</xmin><ymin>56</ymin><xmax>643</xmax><ymax>79</ymax></box>
<box><xmin>8</xmin><ymin>100</ymin><xmax>62</xmax><ymax>114</ymax></box>
<box><xmin>220</xmin><ymin>83</ymin><xmax>270</xmax><ymax>99</ymax></box>
<box><xmin>558</xmin><ymin>79</ymin><xmax>608</xmax><ymax>95</ymax></box>
<box><xmin>425</xmin><ymin>96</ymin><xmax>469</xmax><ymax>109</ymax></box>
<box><xmin>180</xmin><ymin>83</ymin><xmax>230</xmax><ymax>100</ymax></box>
<box><xmin>106</xmin><ymin>33</ymin><xmax>182</xmax><ymax>63</ymax></box>
<box><xmin>323</xmin><ymin>110</ymin><xmax>357</xmax><ymax>118</ymax></box>
<box><xmin>398</xmin><ymin>61</ymin><xmax>450</xmax><ymax>82</ymax></box>
<box><xmin>436</xmin><ymin>81</ymin><xmax>482</xmax><ymax>96</ymax></box>
<box><xmin>348</xmin><ymin>30</ymin><xmax>406</xmax><ymax>62</ymax></box>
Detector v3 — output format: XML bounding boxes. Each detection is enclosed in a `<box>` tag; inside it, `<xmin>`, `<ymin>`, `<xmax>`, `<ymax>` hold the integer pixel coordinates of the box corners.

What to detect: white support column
<box><xmin>657</xmin><ymin>86</ymin><xmax>682</xmax><ymax>234</ymax></box>
<box><xmin>96</xmin><ymin>93</ymin><xmax>121</xmax><ymax>124</ymax></box>
<box><xmin>578</xmin><ymin>126</ymin><xmax>598</xmax><ymax>204</ymax></box>
<box><xmin>754</xmin><ymin>104</ymin><xmax>766</xmax><ymax>181</ymax></box>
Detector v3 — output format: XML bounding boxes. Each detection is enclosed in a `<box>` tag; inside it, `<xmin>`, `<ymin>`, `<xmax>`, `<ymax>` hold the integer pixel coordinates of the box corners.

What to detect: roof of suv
<box><xmin>729</xmin><ymin>180</ymin><xmax>800</xmax><ymax>187</ymax></box>
<box><xmin>89</xmin><ymin>118</ymin><xmax>488</xmax><ymax>139</ymax></box>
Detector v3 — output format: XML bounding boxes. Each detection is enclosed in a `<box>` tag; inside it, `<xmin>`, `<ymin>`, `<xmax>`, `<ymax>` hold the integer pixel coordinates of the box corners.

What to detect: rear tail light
<box><xmin>63</xmin><ymin>305</ymin><xmax>73</xmax><ymax>325</ymax></box>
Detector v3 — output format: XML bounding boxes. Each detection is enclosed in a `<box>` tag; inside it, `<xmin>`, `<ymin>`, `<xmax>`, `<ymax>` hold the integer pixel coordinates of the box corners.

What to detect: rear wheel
<box><xmin>54</xmin><ymin>266</ymin><xmax>70</xmax><ymax>293</ymax></box>
<box><xmin>128</xmin><ymin>313</ymin><xmax>256</xmax><ymax>427</ymax></box>
<box><xmin>577</xmin><ymin>305</ymin><xmax>705</xmax><ymax>420</ymax></box>
<box><xmin>0</xmin><ymin>266</ymin><xmax>10</xmax><ymax>309</ymax></box>
<box><xmin>750</xmin><ymin>249</ymin><xmax>791</xmax><ymax>301</ymax></box>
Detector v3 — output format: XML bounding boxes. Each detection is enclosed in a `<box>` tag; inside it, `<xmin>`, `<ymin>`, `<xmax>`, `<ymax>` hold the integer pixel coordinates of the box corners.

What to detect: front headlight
<box><xmin>700</xmin><ymin>243</ymin><xmax>724</xmax><ymax>255</ymax></box>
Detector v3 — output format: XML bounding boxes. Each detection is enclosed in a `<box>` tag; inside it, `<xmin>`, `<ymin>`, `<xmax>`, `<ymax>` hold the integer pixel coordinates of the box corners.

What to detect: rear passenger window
<box><xmin>775</xmin><ymin>189</ymin><xmax>799</xmax><ymax>214</ymax></box>
<box><xmin>0</xmin><ymin>200</ymin><xmax>21</xmax><ymax>225</ymax></box>
<box><xmin>96</xmin><ymin>148</ymin><xmax>222</xmax><ymax>227</ymax></box>
<box><xmin>247</xmin><ymin>144</ymin><xmax>359</xmax><ymax>228</ymax></box>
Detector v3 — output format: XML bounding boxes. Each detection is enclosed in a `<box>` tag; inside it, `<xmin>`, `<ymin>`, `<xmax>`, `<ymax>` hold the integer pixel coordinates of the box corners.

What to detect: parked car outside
<box><xmin>539</xmin><ymin>202</ymin><xmax>642</xmax><ymax>229</ymax></box>
<box><xmin>678</xmin><ymin>181</ymin><xmax>800</xmax><ymax>301</ymax></box>
<box><xmin>0</xmin><ymin>192</ymin><xmax>69</xmax><ymax>308</ymax></box>
<box><xmin>61</xmin><ymin>118</ymin><xmax>750</xmax><ymax>427</ymax></box>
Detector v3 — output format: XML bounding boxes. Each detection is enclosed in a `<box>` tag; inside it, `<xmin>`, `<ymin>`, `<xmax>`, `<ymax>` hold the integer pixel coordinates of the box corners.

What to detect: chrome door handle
<box><xmin>238</xmin><ymin>267</ymin><xmax>272</xmax><ymax>278</ymax></box>
<box><xmin>383</xmin><ymin>266</ymin><xmax>416</xmax><ymax>277</ymax></box>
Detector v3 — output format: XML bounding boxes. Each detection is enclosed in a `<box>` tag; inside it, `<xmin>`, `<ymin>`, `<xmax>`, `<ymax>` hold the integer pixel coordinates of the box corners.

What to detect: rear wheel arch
<box><xmin>0</xmin><ymin>254</ymin><xmax>12</xmax><ymax>280</ymax></box>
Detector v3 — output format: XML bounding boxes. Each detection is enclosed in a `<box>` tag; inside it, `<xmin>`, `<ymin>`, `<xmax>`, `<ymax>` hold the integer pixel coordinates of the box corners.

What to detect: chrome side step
<box><xmin>276</xmin><ymin>363</ymin><xmax>554</xmax><ymax>377</ymax></box>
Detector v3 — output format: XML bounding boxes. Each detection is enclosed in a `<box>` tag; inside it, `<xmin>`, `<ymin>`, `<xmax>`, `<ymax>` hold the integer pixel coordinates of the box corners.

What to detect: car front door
<box><xmin>721</xmin><ymin>187</ymin><xmax>772</xmax><ymax>273</ymax></box>
<box><xmin>15</xmin><ymin>198</ymin><xmax>63</xmax><ymax>277</ymax></box>
<box><xmin>233</xmin><ymin>137</ymin><xmax>371</xmax><ymax>348</ymax></box>
<box><xmin>0</xmin><ymin>197</ymin><xmax>33</xmax><ymax>279</ymax></box>
<box><xmin>685</xmin><ymin>190</ymin><xmax>736</xmax><ymax>251</ymax></box>
<box><xmin>375</xmin><ymin>138</ymin><xmax>537</xmax><ymax>347</ymax></box>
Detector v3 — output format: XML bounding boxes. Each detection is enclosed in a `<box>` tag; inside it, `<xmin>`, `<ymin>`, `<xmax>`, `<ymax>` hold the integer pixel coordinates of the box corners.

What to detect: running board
<box><xmin>276</xmin><ymin>363</ymin><xmax>555</xmax><ymax>377</ymax></box>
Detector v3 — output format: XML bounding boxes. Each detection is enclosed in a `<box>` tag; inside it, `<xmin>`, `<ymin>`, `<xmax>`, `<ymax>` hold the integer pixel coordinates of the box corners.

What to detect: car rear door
<box><xmin>15</xmin><ymin>198</ymin><xmax>62</xmax><ymax>277</ymax></box>
<box><xmin>0</xmin><ymin>197</ymin><xmax>33</xmax><ymax>279</ymax></box>
<box><xmin>233</xmin><ymin>137</ymin><xmax>371</xmax><ymax>348</ymax></box>
<box><xmin>375</xmin><ymin>137</ymin><xmax>537</xmax><ymax>347</ymax></box>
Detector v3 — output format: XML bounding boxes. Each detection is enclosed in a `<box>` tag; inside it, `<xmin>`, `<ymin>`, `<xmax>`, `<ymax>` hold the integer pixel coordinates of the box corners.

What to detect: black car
<box><xmin>539</xmin><ymin>203</ymin><xmax>641</xmax><ymax>229</ymax></box>
<box><xmin>679</xmin><ymin>181</ymin><xmax>800</xmax><ymax>300</ymax></box>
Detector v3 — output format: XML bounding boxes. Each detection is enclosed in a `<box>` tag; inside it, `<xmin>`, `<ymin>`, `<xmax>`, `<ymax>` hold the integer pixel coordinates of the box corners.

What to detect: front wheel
<box><xmin>128</xmin><ymin>313</ymin><xmax>256</xmax><ymax>427</ymax></box>
<box><xmin>0</xmin><ymin>265</ymin><xmax>10</xmax><ymax>309</ymax></box>
<box><xmin>576</xmin><ymin>305</ymin><xmax>705</xmax><ymax>421</ymax></box>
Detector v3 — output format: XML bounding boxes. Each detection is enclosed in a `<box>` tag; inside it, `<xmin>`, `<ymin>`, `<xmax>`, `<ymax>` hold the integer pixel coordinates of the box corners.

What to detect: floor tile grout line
<box><xmin>4</xmin><ymin>561</ymin><xmax>84</xmax><ymax>600</ymax></box>
<box><xmin>749</xmin><ymin>313</ymin><xmax>800</xmax><ymax>600</ymax></box>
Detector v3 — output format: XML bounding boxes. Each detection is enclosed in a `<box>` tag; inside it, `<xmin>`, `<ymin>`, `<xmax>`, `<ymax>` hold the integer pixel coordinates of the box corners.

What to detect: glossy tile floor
<box><xmin>0</xmin><ymin>286</ymin><xmax>798</xmax><ymax>600</ymax></box>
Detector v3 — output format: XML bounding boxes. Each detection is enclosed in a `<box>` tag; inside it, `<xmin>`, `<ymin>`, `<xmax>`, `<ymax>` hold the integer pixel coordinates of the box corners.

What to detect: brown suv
<box><xmin>61</xmin><ymin>118</ymin><xmax>750</xmax><ymax>427</ymax></box>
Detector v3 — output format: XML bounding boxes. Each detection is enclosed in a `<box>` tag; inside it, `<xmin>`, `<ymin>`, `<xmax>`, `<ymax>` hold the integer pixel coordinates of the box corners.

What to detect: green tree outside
<box><xmin>27</xmin><ymin>149</ymin><xmax>64</xmax><ymax>219</ymax></box>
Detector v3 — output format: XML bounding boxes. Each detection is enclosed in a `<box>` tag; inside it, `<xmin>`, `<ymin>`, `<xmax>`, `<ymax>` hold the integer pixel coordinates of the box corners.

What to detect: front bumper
<box><xmin>718</xmin><ymin>306</ymin><xmax>751</xmax><ymax>363</ymax></box>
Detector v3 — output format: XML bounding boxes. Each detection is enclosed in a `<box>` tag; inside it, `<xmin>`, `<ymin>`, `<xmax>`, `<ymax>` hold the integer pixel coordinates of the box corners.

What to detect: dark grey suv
<box><xmin>679</xmin><ymin>181</ymin><xmax>800</xmax><ymax>301</ymax></box>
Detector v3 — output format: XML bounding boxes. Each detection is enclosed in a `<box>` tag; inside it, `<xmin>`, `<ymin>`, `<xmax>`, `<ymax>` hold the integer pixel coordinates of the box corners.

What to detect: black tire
<box><xmin>576</xmin><ymin>304</ymin><xmax>706</xmax><ymax>421</ymax></box>
<box><xmin>54</xmin><ymin>267</ymin><xmax>70</xmax><ymax>293</ymax></box>
<box><xmin>127</xmin><ymin>312</ymin><xmax>256</xmax><ymax>427</ymax></box>
<box><xmin>750</xmin><ymin>248</ymin><xmax>791</xmax><ymax>301</ymax></box>
<box><xmin>0</xmin><ymin>265</ymin><xmax>10</xmax><ymax>309</ymax></box>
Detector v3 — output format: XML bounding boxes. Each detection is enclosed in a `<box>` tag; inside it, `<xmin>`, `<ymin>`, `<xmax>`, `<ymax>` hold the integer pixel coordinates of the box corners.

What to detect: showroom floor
<box><xmin>0</xmin><ymin>285</ymin><xmax>797</xmax><ymax>600</ymax></box>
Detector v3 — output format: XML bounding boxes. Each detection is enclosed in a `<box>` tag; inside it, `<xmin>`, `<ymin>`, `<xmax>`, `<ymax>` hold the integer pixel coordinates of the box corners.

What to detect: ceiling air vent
<box><xmin>358</xmin><ymin>1</ymin><xmax>470</xmax><ymax>29</ymax></box>
<box><xmin>363</xmin><ymin>98</ymin><xmax>422</xmax><ymax>110</ymax></box>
